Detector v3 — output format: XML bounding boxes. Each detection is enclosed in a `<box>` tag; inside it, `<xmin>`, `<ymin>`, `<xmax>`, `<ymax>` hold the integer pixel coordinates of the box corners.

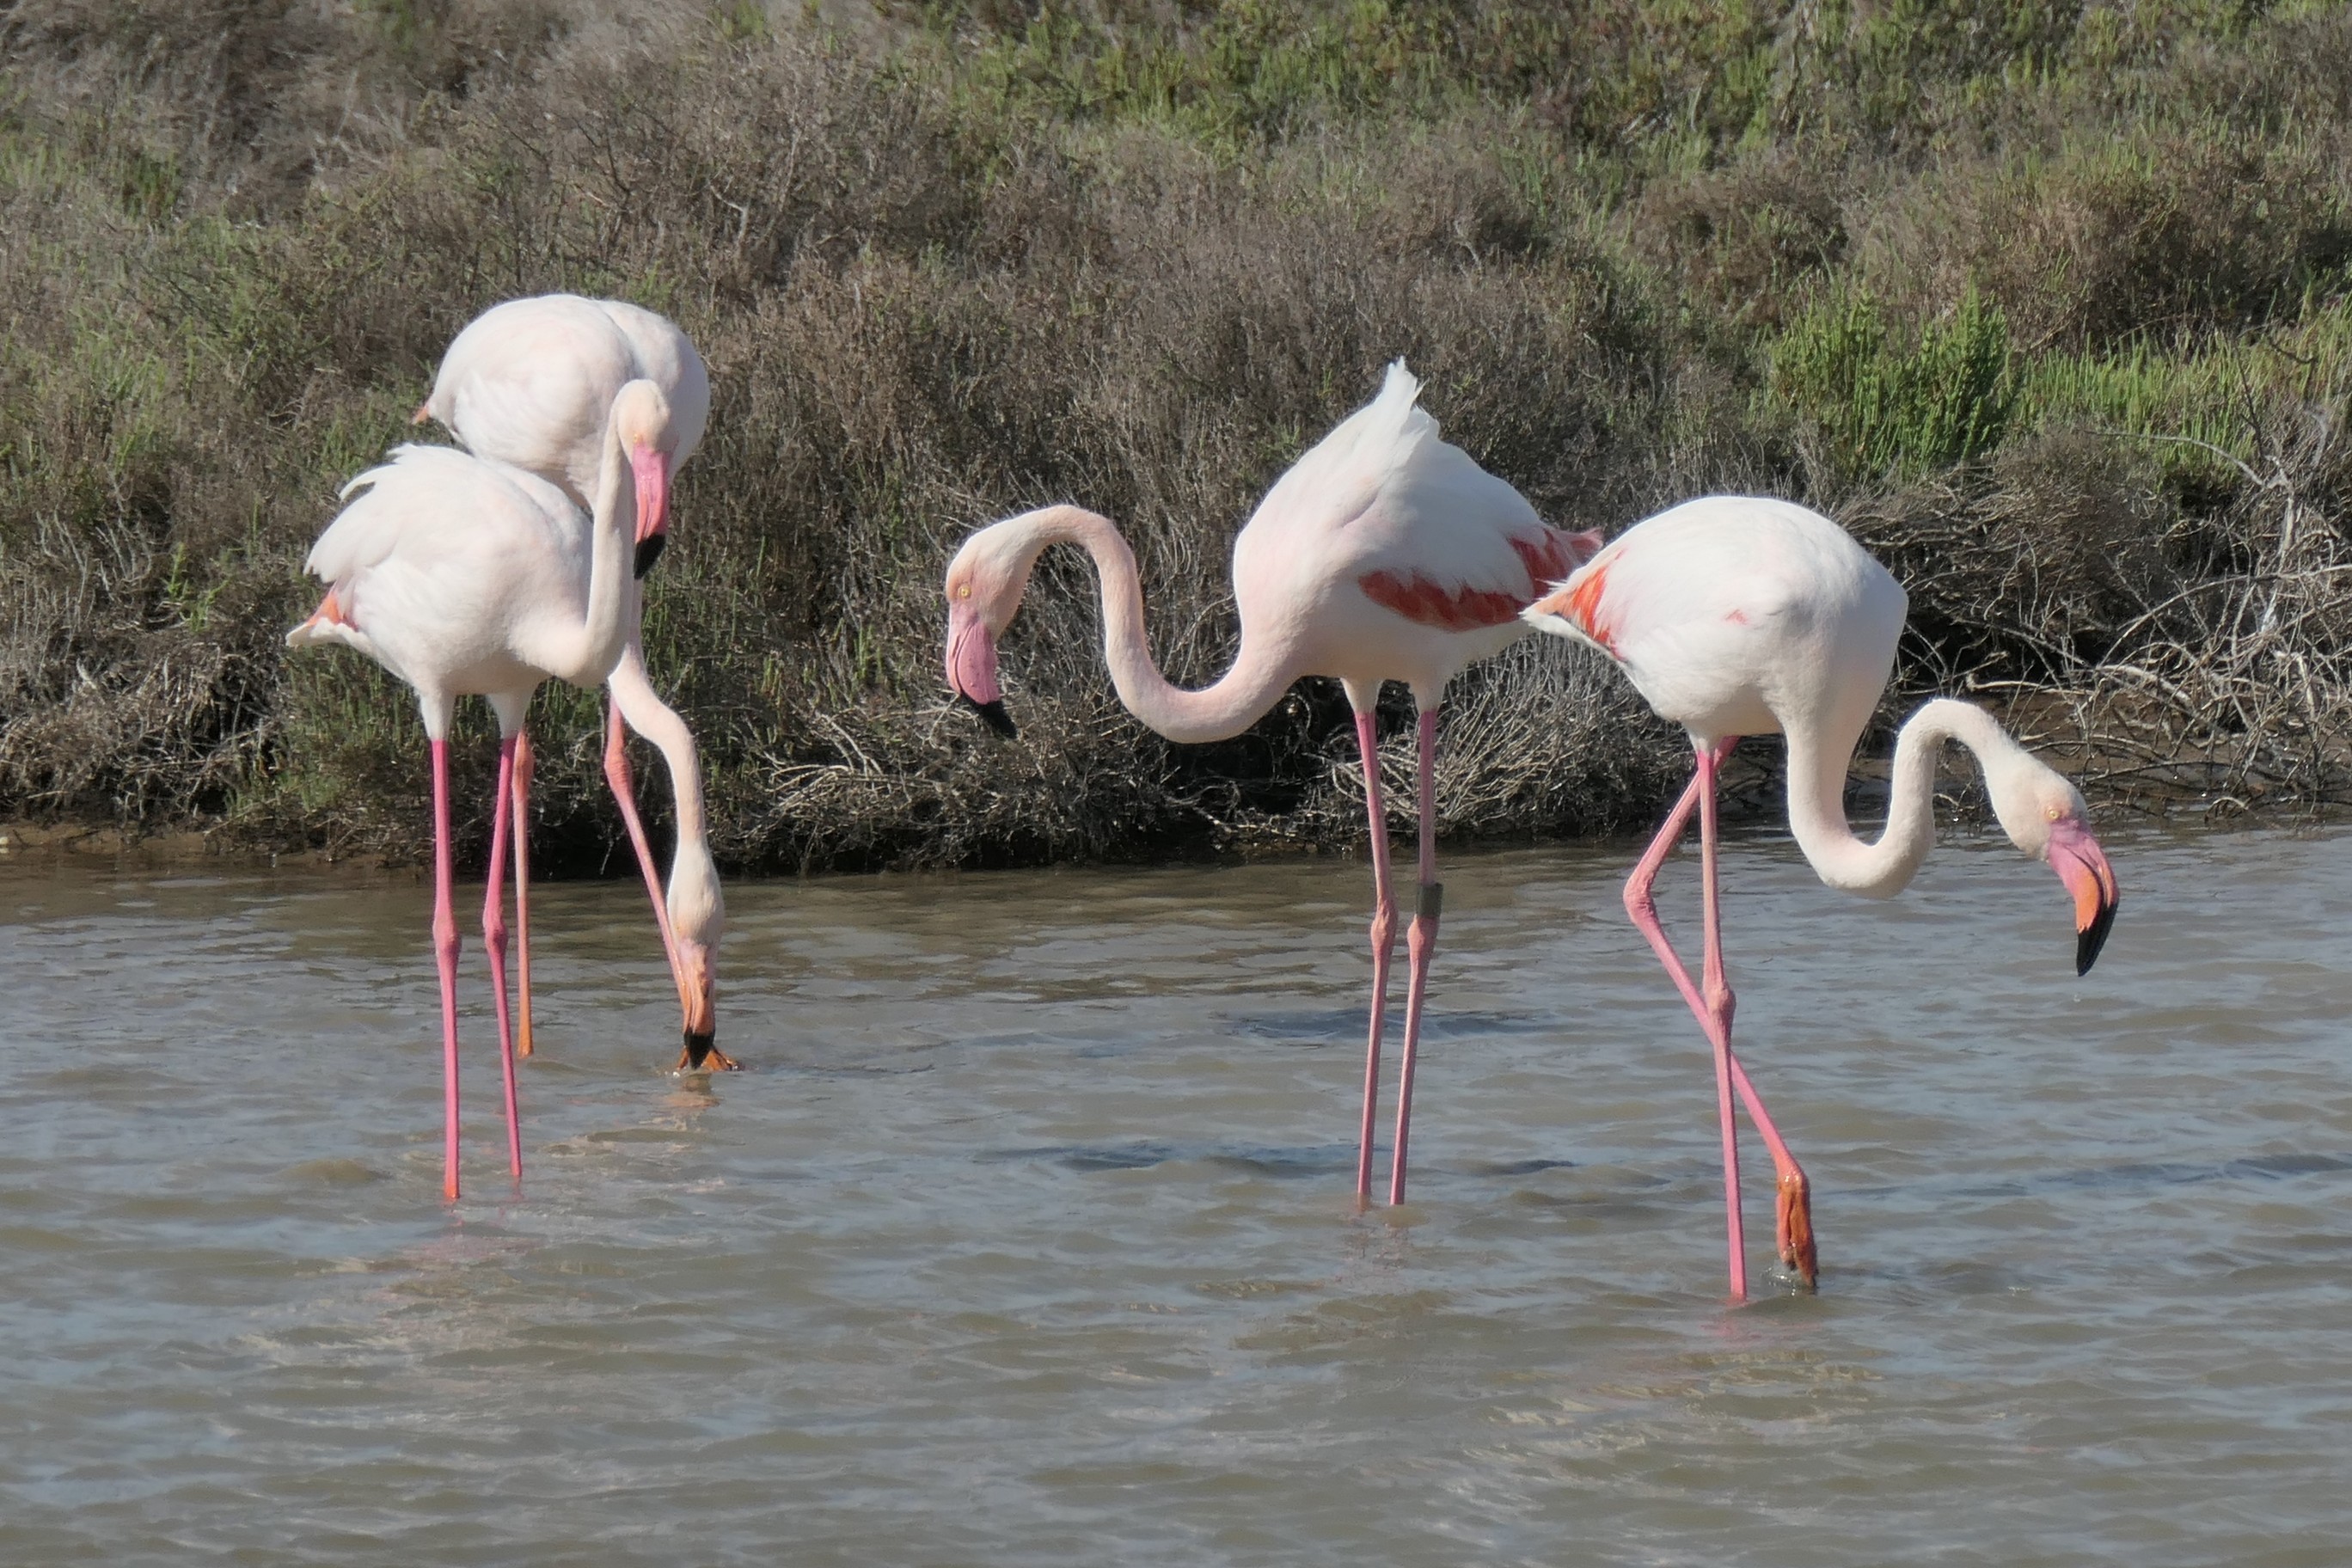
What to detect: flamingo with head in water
<box><xmin>288</xmin><ymin>381</ymin><xmax>679</xmax><ymax>1199</ymax></box>
<box><xmin>420</xmin><ymin>293</ymin><xmax>730</xmax><ymax>1072</ymax></box>
<box><xmin>1523</xmin><ymin>494</ymin><xmax>2121</xmax><ymax>1297</ymax></box>
<box><xmin>942</xmin><ymin>361</ymin><xmax>1600</xmax><ymax>1204</ymax></box>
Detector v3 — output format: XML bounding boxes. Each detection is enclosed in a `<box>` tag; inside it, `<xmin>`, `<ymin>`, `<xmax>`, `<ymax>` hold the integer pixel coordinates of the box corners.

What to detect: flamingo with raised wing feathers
<box><xmin>942</xmin><ymin>361</ymin><xmax>1600</xmax><ymax>1204</ymax></box>
<box><xmin>288</xmin><ymin>381</ymin><xmax>678</xmax><ymax>1199</ymax></box>
<box><xmin>1523</xmin><ymin>495</ymin><xmax>2121</xmax><ymax>1297</ymax></box>
<box><xmin>420</xmin><ymin>293</ymin><xmax>730</xmax><ymax>1072</ymax></box>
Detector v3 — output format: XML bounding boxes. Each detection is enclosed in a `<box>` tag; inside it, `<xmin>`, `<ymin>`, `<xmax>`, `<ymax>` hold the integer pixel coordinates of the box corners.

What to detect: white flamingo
<box><xmin>420</xmin><ymin>293</ymin><xmax>729</xmax><ymax>1071</ymax></box>
<box><xmin>943</xmin><ymin>362</ymin><xmax>1600</xmax><ymax>1204</ymax></box>
<box><xmin>288</xmin><ymin>382</ymin><xmax>677</xmax><ymax>1198</ymax></box>
<box><xmin>1524</xmin><ymin>495</ymin><xmax>2122</xmax><ymax>1297</ymax></box>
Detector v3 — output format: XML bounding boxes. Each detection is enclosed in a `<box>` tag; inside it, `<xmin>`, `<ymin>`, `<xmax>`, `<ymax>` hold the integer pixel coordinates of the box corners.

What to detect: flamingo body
<box><xmin>294</xmin><ymin>448</ymin><xmax>608</xmax><ymax>702</ymax></box>
<box><xmin>425</xmin><ymin>295</ymin><xmax>710</xmax><ymax>499</ymax></box>
<box><xmin>1224</xmin><ymin>364</ymin><xmax>1588</xmax><ymax>700</ymax></box>
<box><xmin>1536</xmin><ymin>497</ymin><xmax>1905</xmax><ymax>751</ymax></box>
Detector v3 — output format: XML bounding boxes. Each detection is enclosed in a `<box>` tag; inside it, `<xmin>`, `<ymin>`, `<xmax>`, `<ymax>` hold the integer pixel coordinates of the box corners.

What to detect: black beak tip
<box><xmin>682</xmin><ymin>1029</ymin><xmax>716</xmax><ymax>1070</ymax></box>
<box><xmin>961</xmin><ymin>695</ymin><xmax>1017</xmax><ymax>739</ymax></box>
<box><xmin>634</xmin><ymin>533</ymin><xmax>667</xmax><ymax>580</ymax></box>
<box><xmin>2075</xmin><ymin>897</ymin><xmax>2119</xmax><ymax>977</ymax></box>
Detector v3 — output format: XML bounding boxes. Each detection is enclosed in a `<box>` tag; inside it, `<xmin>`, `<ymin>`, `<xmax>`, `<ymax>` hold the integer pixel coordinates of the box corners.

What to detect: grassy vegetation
<box><xmin>3</xmin><ymin>0</ymin><xmax>2349</xmax><ymax>872</ymax></box>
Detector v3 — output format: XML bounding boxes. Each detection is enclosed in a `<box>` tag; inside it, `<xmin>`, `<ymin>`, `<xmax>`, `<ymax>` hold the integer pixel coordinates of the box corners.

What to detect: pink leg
<box><xmin>428</xmin><ymin>738</ymin><xmax>462</xmax><ymax>1203</ymax></box>
<box><xmin>511</xmin><ymin>730</ymin><xmax>536</xmax><ymax>1058</ymax></box>
<box><xmin>1625</xmin><ymin>744</ymin><xmax>1743</xmax><ymax>1296</ymax></box>
<box><xmin>1353</xmin><ymin>708</ymin><xmax>1399</xmax><ymax>1204</ymax></box>
<box><xmin>606</xmin><ymin>699</ymin><xmax>679</xmax><ymax>967</ymax></box>
<box><xmin>1387</xmin><ymin>706</ymin><xmax>1442</xmax><ymax>1206</ymax></box>
<box><xmin>483</xmin><ymin>735</ymin><xmax>524</xmax><ymax>1185</ymax></box>
<box><xmin>1694</xmin><ymin>745</ymin><xmax>1816</xmax><ymax>1285</ymax></box>
<box><xmin>1625</xmin><ymin>739</ymin><xmax>1818</xmax><ymax>1295</ymax></box>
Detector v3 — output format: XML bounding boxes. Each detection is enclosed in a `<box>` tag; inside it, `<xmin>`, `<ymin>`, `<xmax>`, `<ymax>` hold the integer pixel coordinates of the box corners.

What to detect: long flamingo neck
<box><xmin>1020</xmin><ymin>505</ymin><xmax>1295</xmax><ymax>744</ymax></box>
<box><xmin>609</xmin><ymin>646</ymin><xmax>710</xmax><ymax>894</ymax></box>
<box><xmin>556</xmin><ymin>418</ymin><xmax>637</xmax><ymax>686</ymax></box>
<box><xmin>1782</xmin><ymin>697</ymin><xmax>2016</xmax><ymax>899</ymax></box>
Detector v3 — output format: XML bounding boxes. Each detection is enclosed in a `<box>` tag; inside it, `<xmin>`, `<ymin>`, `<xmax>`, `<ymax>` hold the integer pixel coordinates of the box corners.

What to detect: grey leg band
<box><xmin>1416</xmin><ymin>881</ymin><xmax>1443</xmax><ymax>920</ymax></box>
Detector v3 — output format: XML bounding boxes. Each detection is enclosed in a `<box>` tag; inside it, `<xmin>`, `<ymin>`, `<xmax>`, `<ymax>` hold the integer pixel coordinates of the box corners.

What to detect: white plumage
<box><xmin>423</xmin><ymin>294</ymin><xmax>710</xmax><ymax>503</ymax></box>
<box><xmin>1523</xmin><ymin>494</ymin><xmax>2122</xmax><ymax>1298</ymax></box>
<box><xmin>420</xmin><ymin>292</ymin><xmax>728</xmax><ymax>1071</ymax></box>
<box><xmin>286</xmin><ymin>380</ymin><xmax>677</xmax><ymax>1200</ymax></box>
<box><xmin>942</xmin><ymin>359</ymin><xmax>1601</xmax><ymax>1207</ymax></box>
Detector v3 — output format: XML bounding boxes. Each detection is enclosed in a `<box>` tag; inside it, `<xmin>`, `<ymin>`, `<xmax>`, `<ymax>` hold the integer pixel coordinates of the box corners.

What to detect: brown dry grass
<box><xmin>2</xmin><ymin>0</ymin><xmax>2349</xmax><ymax>873</ymax></box>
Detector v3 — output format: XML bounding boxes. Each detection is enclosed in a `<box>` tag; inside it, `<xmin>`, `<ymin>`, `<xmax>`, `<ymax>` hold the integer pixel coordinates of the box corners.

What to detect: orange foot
<box><xmin>1776</xmin><ymin>1169</ymin><xmax>1819</xmax><ymax>1290</ymax></box>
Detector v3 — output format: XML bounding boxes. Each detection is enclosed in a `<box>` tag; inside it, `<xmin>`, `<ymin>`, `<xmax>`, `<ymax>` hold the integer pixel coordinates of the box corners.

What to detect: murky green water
<box><xmin>3</xmin><ymin>825</ymin><xmax>2349</xmax><ymax>1565</ymax></box>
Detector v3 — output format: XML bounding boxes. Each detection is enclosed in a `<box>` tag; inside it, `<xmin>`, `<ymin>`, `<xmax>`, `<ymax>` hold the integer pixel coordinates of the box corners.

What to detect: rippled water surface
<box><xmin>5</xmin><ymin>826</ymin><xmax>2352</xmax><ymax>1565</ymax></box>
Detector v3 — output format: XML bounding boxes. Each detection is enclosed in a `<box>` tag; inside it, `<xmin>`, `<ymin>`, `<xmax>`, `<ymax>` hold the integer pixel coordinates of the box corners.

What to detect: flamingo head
<box><xmin>942</xmin><ymin>517</ymin><xmax>1050</xmax><ymax>740</ymax></box>
<box><xmin>667</xmin><ymin>842</ymin><xmax>728</xmax><ymax>1069</ymax></box>
<box><xmin>611</xmin><ymin>380</ymin><xmax>679</xmax><ymax>579</ymax></box>
<box><xmin>1988</xmin><ymin>756</ymin><xmax>2120</xmax><ymax>976</ymax></box>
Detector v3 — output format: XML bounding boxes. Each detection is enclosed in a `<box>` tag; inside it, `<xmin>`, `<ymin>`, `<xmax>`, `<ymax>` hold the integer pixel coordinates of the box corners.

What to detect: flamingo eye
<box><xmin>958</xmin><ymin>584</ymin><xmax>971</xmax><ymax>599</ymax></box>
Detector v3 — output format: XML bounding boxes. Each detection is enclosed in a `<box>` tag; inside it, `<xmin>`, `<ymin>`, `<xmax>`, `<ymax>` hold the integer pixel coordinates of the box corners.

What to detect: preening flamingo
<box><xmin>942</xmin><ymin>362</ymin><xmax>1600</xmax><ymax>1203</ymax></box>
<box><xmin>421</xmin><ymin>293</ymin><xmax>731</xmax><ymax>1071</ymax></box>
<box><xmin>1523</xmin><ymin>495</ymin><xmax>2122</xmax><ymax>1297</ymax></box>
<box><xmin>287</xmin><ymin>381</ymin><xmax>677</xmax><ymax>1199</ymax></box>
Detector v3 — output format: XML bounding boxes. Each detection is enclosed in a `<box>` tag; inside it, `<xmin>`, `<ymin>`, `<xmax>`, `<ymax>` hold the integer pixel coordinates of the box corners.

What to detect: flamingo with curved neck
<box><xmin>288</xmin><ymin>380</ymin><xmax>676</xmax><ymax>1199</ymax></box>
<box><xmin>421</xmin><ymin>292</ymin><xmax>728</xmax><ymax>1071</ymax></box>
<box><xmin>1525</xmin><ymin>493</ymin><xmax>2121</xmax><ymax>1297</ymax></box>
<box><xmin>945</xmin><ymin>362</ymin><xmax>1600</xmax><ymax>1204</ymax></box>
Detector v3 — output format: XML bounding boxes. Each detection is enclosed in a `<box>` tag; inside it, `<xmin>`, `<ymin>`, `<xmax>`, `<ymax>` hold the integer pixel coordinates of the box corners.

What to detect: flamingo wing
<box><xmin>1241</xmin><ymin>361</ymin><xmax>1592</xmax><ymax>632</ymax></box>
<box><xmin>296</xmin><ymin>445</ymin><xmax>577</xmax><ymax>640</ymax></box>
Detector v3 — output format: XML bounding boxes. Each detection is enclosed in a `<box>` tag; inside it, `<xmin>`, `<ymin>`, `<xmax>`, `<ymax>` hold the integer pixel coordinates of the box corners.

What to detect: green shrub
<box><xmin>1772</xmin><ymin>289</ymin><xmax>2015</xmax><ymax>480</ymax></box>
<box><xmin>3</xmin><ymin>0</ymin><xmax>2351</xmax><ymax>862</ymax></box>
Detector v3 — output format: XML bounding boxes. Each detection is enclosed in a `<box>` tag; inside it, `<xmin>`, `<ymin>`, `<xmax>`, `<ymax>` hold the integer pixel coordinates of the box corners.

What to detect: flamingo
<box><xmin>419</xmin><ymin>293</ymin><xmax>730</xmax><ymax>1072</ymax></box>
<box><xmin>1522</xmin><ymin>495</ymin><xmax>2122</xmax><ymax>1297</ymax></box>
<box><xmin>286</xmin><ymin>381</ymin><xmax>677</xmax><ymax>1199</ymax></box>
<box><xmin>941</xmin><ymin>361</ymin><xmax>1600</xmax><ymax>1204</ymax></box>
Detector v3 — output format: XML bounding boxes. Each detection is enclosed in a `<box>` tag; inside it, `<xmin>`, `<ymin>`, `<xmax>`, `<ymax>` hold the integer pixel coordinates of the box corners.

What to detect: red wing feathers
<box><xmin>1358</xmin><ymin>571</ymin><xmax>1528</xmax><ymax>631</ymax></box>
<box><xmin>1362</xmin><ymin>527</ymin><xmax>1604</xmax><ymax>634</ymax></box>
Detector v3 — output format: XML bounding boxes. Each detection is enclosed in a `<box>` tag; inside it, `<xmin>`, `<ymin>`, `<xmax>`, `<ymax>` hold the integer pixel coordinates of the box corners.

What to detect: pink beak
<box><xmin>631</xmin><ymin>445</ymin><xmax>671</xmax><ymax>579</ymax></box>
<box><xmin>2046</xmin><ymin>817</ymin><xmax>2121</xmax><ymax>975</ymax></box>
<box><xmin>945</xmin><ymin>603</ymin><xmax>1015</xmax><ymax>738</ymax></box>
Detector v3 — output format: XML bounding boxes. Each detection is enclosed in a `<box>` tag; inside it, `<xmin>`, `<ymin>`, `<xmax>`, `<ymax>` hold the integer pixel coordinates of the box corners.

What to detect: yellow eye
<box><xmin>2045</xmin><ymin>805</ymin><xmax>2061</xmax><ymax>821</ymax></box>
<box><xmin>957</xmin><ymin>584</ymin><xmax>971</xmax><ymax>598</ymax></box>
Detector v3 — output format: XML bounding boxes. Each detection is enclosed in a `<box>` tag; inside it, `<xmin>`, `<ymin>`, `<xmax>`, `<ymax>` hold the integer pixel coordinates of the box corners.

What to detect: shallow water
<box><xmin>3</xmin><ymin>825</ymin><xmax>2350</xmax><ymax>1565</ymax></box>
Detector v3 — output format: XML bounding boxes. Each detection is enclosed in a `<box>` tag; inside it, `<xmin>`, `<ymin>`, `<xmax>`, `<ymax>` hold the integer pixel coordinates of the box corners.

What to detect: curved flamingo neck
<box><xmin>1782</xmin><ymin>697</ymin><xmax>2023</xmax><ymax>898</ymax></box>
<box><xmin>536</xmin><ymin>415</ymin><xmax>637</xmax><ymax>685</ymax></box>
<box><xmin>607</xmin><ymin>641</ymin><xmax>713</xmax><ymax>920</ymax></box>
<box><xmin>1019</xmin><ymin>505</ymin><xmax>1298</xmax><ymax>744</ymax></box>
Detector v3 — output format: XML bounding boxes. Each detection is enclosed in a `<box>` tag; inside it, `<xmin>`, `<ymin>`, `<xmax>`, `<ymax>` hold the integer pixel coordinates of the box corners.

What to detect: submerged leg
<box><xmin>1624</xmin><ymin>743</ymin><xmax>1745</xmax><ymax>1298</ymax></box>
<box><xmin>511</xmin><ymin>728</ymin><xmax>536</xmax><ymax>1058</ymax></box>
<box><xmin>483</xmin><ymin>733</ymin><xmax>524</xmax><ymax>1186</ymax></box>
<box><xmin>1387</xmin><ymin>706</ymin><xmax>1442</xmax><ymax>1206</ymax></box>
<box><xmin>1353</xmin><ymin>707</ymin><xmax>1400</xmax><ymax>1205</ymax></box>
<box><xmin>428</xmin><ymin>737</ymin><xmax>462</xmax><ymax>1203</ymax></box>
